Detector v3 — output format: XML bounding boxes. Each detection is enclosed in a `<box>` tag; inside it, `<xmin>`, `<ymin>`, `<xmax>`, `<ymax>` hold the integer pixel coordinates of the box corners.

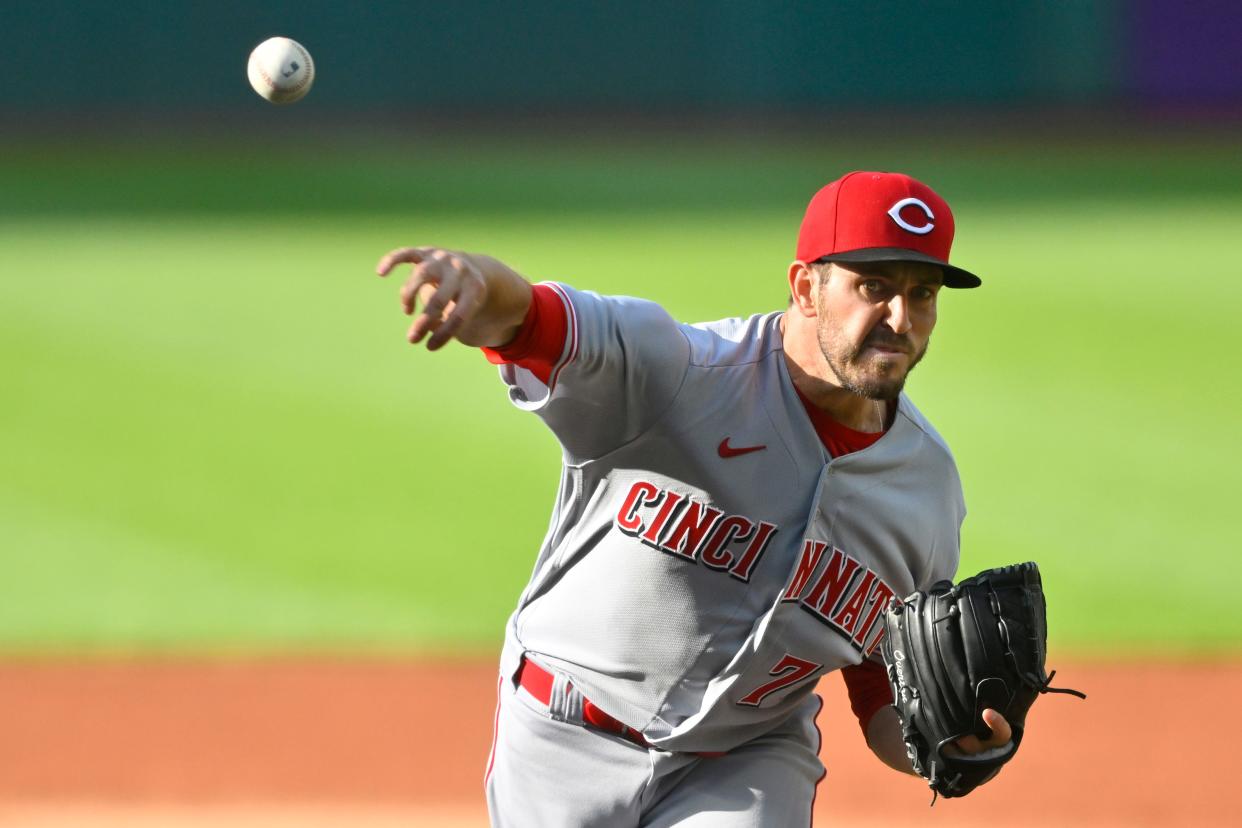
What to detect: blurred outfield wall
<box><xmin>4</xmin><ymin>1</ymin><xmax>1237</xmax><ymax>118</ymax></box>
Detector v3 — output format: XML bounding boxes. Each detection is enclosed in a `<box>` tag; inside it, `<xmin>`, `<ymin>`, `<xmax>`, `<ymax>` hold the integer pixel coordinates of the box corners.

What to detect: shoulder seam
<box><xmin>687</xmin><ymin>338</ymin><xmax>784</xmax><ymax>369</ymax></box>
<box><xmin>684</xmin><ymin>312</ymin><xmax>785</xmax><ymax>369</ymax></box>
<box><xmin>564</xmin><ymin>323</ymin><xmax>694</xmax><ymax>469</ymax></box>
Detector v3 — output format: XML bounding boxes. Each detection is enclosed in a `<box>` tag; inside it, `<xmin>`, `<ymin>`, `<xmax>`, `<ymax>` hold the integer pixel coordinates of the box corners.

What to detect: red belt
<box><xmin>516</xmin><ymin>657</ymin><xmax>654</xmax><ymax>748</ymax></box>
<box><xmin>515</xmin><ymin>657</ymin><xmax>725</xmax><ymax>757</ymax></box>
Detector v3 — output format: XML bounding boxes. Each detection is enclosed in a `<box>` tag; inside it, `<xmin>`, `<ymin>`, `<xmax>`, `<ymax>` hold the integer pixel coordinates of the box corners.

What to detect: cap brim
<box><xmin>818</xmin><ymin>247</ymin><xmax>982</xmax><ymax>289</ymax></box>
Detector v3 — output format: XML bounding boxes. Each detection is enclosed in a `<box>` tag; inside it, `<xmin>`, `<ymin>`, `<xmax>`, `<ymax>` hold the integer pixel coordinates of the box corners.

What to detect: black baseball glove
<box><xmin>880</xmin><ymin>561</ymin><xmax>1084</xmax><ymax>800</ymax></box>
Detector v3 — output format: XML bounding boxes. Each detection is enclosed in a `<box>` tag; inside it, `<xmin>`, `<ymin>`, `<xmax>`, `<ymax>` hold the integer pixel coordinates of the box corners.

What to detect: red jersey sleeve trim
<box><xmin>481</xmin><ymin>282</ymin><xmax>575</xmax><ymax>388</ymax></box>
<box><xmin>841</xmin><ymin>658</ymin><xmax>894</xmax><ymax>736</ymax></box>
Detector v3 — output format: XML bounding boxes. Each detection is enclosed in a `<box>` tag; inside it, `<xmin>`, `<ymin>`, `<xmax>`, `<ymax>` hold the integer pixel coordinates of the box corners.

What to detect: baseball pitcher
<box><xmin>376</xmin><ymin>172</ymin><xmax>1014</xmax><ymax>826</ymax></box>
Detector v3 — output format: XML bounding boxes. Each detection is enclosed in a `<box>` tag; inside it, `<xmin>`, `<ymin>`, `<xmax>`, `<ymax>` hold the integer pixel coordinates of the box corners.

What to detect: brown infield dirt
<box><xmin>0</xmin><ymin>658</ymin><xmax>1233</xmax><ymax>827</ymax></box>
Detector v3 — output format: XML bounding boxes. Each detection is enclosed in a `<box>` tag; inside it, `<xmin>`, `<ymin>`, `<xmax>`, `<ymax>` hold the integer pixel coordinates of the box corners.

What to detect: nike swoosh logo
<box><xmin>718</xmin><ymin>438</ymin><xmax>766</xmax><ymax>458</ymax></box>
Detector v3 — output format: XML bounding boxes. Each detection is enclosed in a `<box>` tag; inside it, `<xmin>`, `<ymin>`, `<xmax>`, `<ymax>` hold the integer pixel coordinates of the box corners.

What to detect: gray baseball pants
<box><xmin>485</xmin><ymin>665</ymin><xmax>825</xmax><ymax>827</ymax></box>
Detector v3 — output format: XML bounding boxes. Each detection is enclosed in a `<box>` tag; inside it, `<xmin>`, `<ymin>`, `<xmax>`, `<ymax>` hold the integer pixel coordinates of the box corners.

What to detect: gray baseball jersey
<box><xmin>492</xmin><ymin>283</ymin><xmax>965</xmax><ymax>756</ymax></box>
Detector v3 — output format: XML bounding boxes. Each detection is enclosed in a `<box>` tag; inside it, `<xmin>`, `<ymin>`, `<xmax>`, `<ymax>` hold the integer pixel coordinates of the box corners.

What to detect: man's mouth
<box><xmin>864</xmin><ymin>342</ymin><xmax>909</xmax><ymax>356</ymax></box>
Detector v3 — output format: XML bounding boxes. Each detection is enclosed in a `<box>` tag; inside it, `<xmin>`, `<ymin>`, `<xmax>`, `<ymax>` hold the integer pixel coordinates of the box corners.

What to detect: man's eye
<box><xmin>862</xmin><ymin>280</ymin><xmax>884</xmax><ymax>294</ymax></box>
<box><xmin>912</xmin><ymin>287</ymin><xmax>935</xmax><ymax>301</ymax></box>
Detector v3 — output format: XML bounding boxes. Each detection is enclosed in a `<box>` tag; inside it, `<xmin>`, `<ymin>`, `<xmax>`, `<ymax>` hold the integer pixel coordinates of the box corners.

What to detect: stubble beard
<box><xmin>817</xmin><ymin>317</ymin><xmax>928</xmax><ymax>401</ymax></box>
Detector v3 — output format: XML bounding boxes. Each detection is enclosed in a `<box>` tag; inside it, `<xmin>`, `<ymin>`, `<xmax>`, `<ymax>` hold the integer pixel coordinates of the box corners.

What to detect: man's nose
<box><xmin>885</xmin><ymin>295</ymin><xmax>912</xmax><ymax>335</ymax></box>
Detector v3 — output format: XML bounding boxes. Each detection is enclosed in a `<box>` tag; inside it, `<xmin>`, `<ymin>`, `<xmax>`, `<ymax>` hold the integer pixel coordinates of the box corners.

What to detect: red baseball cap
<box><xmin>796</xmin><ymin>171</ymin><xmax>981</xmax><ymax>288</ymax></box>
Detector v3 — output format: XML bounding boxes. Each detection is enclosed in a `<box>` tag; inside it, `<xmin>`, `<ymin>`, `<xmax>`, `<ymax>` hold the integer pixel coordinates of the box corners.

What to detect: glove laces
<box><xmin>1035</xmin><ymin>669</ymin><xmax>1087</xmax><ymax>699</ymax></box>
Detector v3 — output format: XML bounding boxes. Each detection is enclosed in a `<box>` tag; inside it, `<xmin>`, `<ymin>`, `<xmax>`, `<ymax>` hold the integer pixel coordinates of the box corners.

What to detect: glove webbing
<box><xmin>992</xmin><ymin>585</ymin><xmax>1086</xmax><ymax>700</ymax></box>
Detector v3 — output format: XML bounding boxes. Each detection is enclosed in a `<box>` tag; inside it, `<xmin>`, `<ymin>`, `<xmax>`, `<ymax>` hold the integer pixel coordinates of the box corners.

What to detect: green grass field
<box><xmin>2</xmin><ymin>134</ymin><xmax>1239</xmax><ymax>655</ymax></box>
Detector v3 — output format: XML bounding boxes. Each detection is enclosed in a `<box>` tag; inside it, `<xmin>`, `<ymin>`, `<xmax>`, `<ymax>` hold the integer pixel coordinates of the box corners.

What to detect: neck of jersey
<box><xmin>793</xmin><ymin>385</ymin><xmax>893</xmax><ymax>459</ymax></box>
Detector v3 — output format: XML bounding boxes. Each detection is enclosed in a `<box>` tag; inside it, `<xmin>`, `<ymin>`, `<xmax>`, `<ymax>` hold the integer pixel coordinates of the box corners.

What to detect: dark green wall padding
<box><xmin>1</xmin><ymin>1</ymin><xmax>1120</xmax><ymax>113</ymax></box>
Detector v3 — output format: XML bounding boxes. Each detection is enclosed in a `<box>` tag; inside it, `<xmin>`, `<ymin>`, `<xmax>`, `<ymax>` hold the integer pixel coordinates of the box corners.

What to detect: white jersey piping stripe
<box><xmin>545</xmin><ymin>282</ymin><xmax>579</xmax><ymax>390</ymax></box>
<box><xmin>543</xmin><ymin>282</ymin><xmax>579</xmax><ymax>393</ymax></box>
<box><xmin>484</xmin><ymin>673</ymin><xmax>504</xmax><ymax>787</ymax></box>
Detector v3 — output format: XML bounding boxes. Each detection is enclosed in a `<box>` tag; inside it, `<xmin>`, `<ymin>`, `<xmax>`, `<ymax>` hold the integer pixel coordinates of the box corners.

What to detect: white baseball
<box><xmin>247</xmin><ymin>37</ymin><xmax>315</xmax><ymax>105</ymax></box>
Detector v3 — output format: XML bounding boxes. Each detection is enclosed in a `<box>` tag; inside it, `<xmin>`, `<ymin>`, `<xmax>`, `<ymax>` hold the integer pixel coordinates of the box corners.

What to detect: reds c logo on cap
<box><xmin>794</xmin><ymin>171</ymin><xmax>982</xmax><ymax>288</ymax></box>
<box><xmin>886</xmin><ymin>197</ymin><xmax>935</xmax><ymax>235</ymax></box>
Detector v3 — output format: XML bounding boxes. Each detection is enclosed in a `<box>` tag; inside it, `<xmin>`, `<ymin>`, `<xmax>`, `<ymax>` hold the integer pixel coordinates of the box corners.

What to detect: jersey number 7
<box><xmin>737</xmin><ymin>654</ymin><xmax>823</xmax><ymax>707</ymax></box>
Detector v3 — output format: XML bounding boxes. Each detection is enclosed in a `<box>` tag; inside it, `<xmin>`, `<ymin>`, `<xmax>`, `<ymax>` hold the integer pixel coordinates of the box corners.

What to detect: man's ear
<box><xmin>787</xmin><ymin>261</ymin><xmax>819</xmax><ymax>317</ymax></box>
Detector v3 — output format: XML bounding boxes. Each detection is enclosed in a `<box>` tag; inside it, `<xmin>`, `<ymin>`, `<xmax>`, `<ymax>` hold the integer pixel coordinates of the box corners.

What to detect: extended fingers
<box><xmin>399</xmin><ymin>250</ymin><xmax>453</xmax><ymax>316</ymax></box>
<box><xmin>380</xmin><ymin>246</ymin><xmax>485</xmax><ymax>350</ymax></box>
<box><xmin>407</xmin><ymin>287</ymin><xmax>453</xmax><ymax>345</ymax></box>
<box><xmin>427</xmin><ymin>275</ymin><xmax>484</xmax><ymax>350</ymax></box>
<box><xmin>406</xmin><ymin>255</ymin><xmax>487</xmax><ymax>347</ymax></box>
<box><xmin>419</xmin><ymin>255</ymin><xmax>461</xmax><ymax>319</ymax></box>
<box><xmin>399</xmin><ymin>267</ymin><xmax>433</xmax><ymax>315</ymax></box>
<box><xmin>376</xmin><ymin>246</ymin><xmax>437</xmax><ymax>277</ymax></box>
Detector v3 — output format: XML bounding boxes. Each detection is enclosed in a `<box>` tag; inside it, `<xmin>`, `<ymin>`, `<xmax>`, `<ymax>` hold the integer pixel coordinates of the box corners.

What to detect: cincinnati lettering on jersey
<box><xmin>614</xmin><ymin>480</ymin><xmax>778</xmax><ymax>582</ymax></box>
<box><xmin>781</xmin><ymin>539</ymin><xmax>895</xmax><ymax>655</ymax></box>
